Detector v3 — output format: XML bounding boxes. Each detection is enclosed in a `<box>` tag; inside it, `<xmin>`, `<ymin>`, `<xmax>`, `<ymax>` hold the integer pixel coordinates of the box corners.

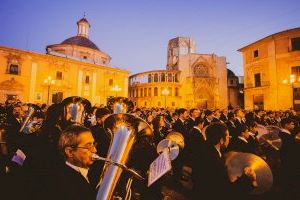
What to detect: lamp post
<box><xmin>112</xmin><ymin>85</ymin><xmax>122</xmax><ymax>97</ymax></box>
<box><xmin>161</xmin><ymin>88</ymin><xmax>170</xmax><ymax>108</ymax></box>
<box><xmin>44</xmin><ymin>76</ymin><xmax>55</xmax><ymax>105</ymax></box>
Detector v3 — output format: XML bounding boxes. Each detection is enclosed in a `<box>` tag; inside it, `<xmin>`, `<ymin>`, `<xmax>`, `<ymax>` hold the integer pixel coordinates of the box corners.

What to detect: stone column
<box><xmin>29</xmin><ymin>62</ymin><xmax>37</xmax><ymax>102</ymax></box>
<box><xmin>92</xmin><ymin>72</ymin><xmax>97</xmax><ymax>104</ymax></box>
<box><xmin>77</xmin><ymin>70</ymin><xmax>83</xmax><ymax>96</ymax></box>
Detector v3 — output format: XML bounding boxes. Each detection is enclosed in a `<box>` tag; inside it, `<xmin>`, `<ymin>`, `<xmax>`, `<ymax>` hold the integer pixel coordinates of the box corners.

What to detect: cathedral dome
<box><xmin>61</xmin><ymin>36</ymin><xmax>100</xmax><ymax>51</ymax></box>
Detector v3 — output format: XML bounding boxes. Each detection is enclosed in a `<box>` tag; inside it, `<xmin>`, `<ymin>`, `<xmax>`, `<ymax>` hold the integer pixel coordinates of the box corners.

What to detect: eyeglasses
<box><xmin>71</xmin><ymin>142</ymin><xmax>98</xmax><ymax>151</ymax></box>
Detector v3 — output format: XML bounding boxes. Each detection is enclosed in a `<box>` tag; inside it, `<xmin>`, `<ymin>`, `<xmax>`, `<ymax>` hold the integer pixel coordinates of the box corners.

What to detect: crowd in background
<box><xmin>0</xmin><ymin>97</ymin><xmax>299</xmax><ymax>200</ymax></box>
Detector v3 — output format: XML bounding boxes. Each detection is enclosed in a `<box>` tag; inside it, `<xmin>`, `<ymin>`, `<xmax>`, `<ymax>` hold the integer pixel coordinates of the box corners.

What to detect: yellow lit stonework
<box><xmin>0</xmin><ymin>18</ymin><xmax>129</xmax><ymax>104</ymax></box>
<box><xmin>239</xmin><ymin>27</ymin><xmax>300</xmax><ymax>110</ymax></box>
<box><xmin>129</xmin><ymin>37</ymin><xmax>228</xmax><ymax>109</ymax></box>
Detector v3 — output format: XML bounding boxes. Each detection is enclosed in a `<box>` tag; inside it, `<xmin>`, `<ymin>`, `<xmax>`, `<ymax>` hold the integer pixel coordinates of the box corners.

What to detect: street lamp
<box><xmin>44</xmin><ymin>76</ymin><xmax>55</xmax><ymax>105</ymax></box>
<box><xmin>161</xmin><ymin>88</ymin><xmax>170</xmax><ymax>108</ymax></box>
<box><xmin>112</xmin><ymin>85</ymin><xmax>122</xmax><ymax>97</ymax></box>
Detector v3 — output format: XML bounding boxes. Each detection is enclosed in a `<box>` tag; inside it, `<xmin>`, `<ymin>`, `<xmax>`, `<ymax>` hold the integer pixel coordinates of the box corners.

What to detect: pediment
<box><xmin>0</xmin><ymin>78</ymin><xmax>24</xmax><ymax>91</ymax></box>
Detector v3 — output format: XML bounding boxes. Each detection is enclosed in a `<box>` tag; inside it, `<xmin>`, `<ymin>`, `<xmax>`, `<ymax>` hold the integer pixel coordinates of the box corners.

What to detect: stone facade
<box><xmin>227</xmin><ymin>69</ymin><xmax>239</xmax><ymax>108</ymax></box>
<box><xmin>239</xmin><ymin>27</ymin><xmax>300</xmax><ymax>110</ymax></box>
<box><xmin>0</xmin><ymin>18</ymin><xmax>129</xmax><ymax>104</ymax></box>
<box><xmin>129</xmin><ymin>37</ymin><xmax>228</xmax><ymax>109</ymax></box>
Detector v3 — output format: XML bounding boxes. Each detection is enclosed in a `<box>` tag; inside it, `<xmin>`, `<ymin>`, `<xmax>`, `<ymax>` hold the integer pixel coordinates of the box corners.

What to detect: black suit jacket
<box><xmin>192</xmin><ymin>143</ymin><xmax>253</xmax><ymax>200</ymax></box>
<box><xmin>173</xmin><ymin>118</ymin><xmax>188</xmax><ymax>139</ymax></box>
<box><xmin>186</xmin><ymin>127</ymin><xmax>205</xmax><ymax>167</ymax></box>
<box><xmin>49</xmin><ymin>165</ymin><xmax>96</xmax><ymax>200</ymax></box>
<box><xmin>6</xmin><ymin>116</ymin><xmax>22</xmax><ymax>154</ymax></box>
<box><xmin>227</xmin><ymin>137</ymin><xmax>254</xmax><ymax>153</ymax></box>
<box><xmin>186</xmin><ymin>117</ymin><xmax>196</xmax><ymax>132</ymax></box>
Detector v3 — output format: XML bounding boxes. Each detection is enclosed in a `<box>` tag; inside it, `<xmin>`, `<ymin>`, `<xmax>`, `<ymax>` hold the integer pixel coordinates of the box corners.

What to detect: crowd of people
<box><xmin>0</xmin><ymin>97</ymin><xmax>299</xmax><ymax>200</ymax></box>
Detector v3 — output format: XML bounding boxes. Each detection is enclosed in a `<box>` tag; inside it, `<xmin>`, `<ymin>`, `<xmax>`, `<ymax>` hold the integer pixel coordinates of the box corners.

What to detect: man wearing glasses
<box><xmin>51</xmin><ymin>125</ymin><xmax>98</xmax><ymax>200</ymax></box>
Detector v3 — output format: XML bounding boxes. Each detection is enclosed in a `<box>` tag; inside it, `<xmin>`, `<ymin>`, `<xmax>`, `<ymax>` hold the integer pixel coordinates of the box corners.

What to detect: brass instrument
<box><xmin>224</xmin><ymin>151</ymin><xmax>273</xmax><ymax>194</ymax></box>
<box><xmin>19</xmin><ymin>104</ymin><xmax>42</xmax><ymax>134</ymax></box>
<box><xmin>96</xmin><ymin>97</ymin><xmax>152</xmax><ymax>200</ymax></box>
<box><xmin>61</xmin><ymin>96</ymin><xmax>91</xmax><ymax>127</ymax></box>
<box><xmin>0</xmin><ymin>128</ymin><xmax>8</xmax><ymax>156</ymax></box>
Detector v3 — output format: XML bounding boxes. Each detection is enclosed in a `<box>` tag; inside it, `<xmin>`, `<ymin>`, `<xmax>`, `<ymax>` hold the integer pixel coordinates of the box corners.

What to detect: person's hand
<box><xmin>244</xmin><ymin>167</ymin><xmax>258</xmax><ymax>187</ymax></box>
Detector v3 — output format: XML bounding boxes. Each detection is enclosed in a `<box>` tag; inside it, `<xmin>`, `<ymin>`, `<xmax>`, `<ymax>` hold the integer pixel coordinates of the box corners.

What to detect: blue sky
<box><xmin>1</xmin><ymin>0</ymin><xmax>299</xmax><ymax>75</ymax></box>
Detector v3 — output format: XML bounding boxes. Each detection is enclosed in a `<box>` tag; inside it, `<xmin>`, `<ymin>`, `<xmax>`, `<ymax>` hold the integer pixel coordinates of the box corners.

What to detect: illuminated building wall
<box><xmin>0</xmin><ymin>18</ymin><xmax>129</xmax><ymax>104</ymax></box>
<box><xmin>129</xmin><ymin>37</ymin><xmax>228</xmax><ymax>109</ymax></box>
<box><xmin>239</xmin><ymin>27</ymin><xmax>300</xmax><ymax>110</ymax></box>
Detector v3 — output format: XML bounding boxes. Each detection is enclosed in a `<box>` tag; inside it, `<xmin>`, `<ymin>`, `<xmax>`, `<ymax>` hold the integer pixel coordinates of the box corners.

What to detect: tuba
<box><xmin>61</xmin><ymin>96</ymin><xmax>92</xmax><ymax>128</ymax></box>
<box><xmin>96</xmin><ymin>97</ymin><xmax>152</xmax><ymax>200</ymax></box>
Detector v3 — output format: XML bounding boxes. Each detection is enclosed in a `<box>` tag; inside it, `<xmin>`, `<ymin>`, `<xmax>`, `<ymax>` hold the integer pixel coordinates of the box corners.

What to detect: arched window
<box><xmin>148</xmin><ymin>88</ymin><xmax>152</xmax><ymax>96</ymax></box>
<box><xmin>161</xmin><ymin>73</ymin><xmax>165</xmax><ymax>82</ymax></box>
<box><xmin>175</xmin><ymin>88</ymin><xmax>179</xmax><ymax>96</ymax></box>
<box><xmin>154</xmin><ymin>74</ymin><xmax>158</xmax><ymax>82</ymax></box>
<box><xmin>148</xmin><ymin>74</ymin><xmax>152</xmax><ymax>83</ymax></box>
<box><xmin>136</xmin><ymin>89</ymin><xmax>139</xmax><ymax>97</ymax></box>
<box><xmin>158</xmin><ymin>102</ymin><xmax>161</xmax><ymax>107</ymax></box>
<box><xmin>9</xmin><ymin>64</ymin><xmax>19</xmax><ymax>75</ymax></box>
<box><xmin>144</xmin><ymin>88</ymin><xmax>147</xmax><ymax>97</ymax></box>
<box><xmin>168</xmin><ymin>73</ymin><xmax>172</xmax><ymax>82</ymax></box>
<box><xmin>140</xmin><ymin>88</ymin><xmax>143</xmax><ymax>97</ymax></box>
<box><xmin>174</xmin><ymin>74</ymin><xmax>179</xmax><ymax>82</ymax></box>
<box><xmin>154</xmin><ymin>87</ymin><xmax>158</xmax><ymax>96</ymax></box>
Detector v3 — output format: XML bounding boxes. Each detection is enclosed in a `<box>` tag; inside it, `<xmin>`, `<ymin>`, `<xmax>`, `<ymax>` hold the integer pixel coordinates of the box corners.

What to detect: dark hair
<box><xmin>227</xmin><ymin>112</ymin><xmax>234</xmax><ymax>120</ymax></box>
<box><xmin>205</xmin><ymin>110</ymin><xmax>213</xmax><ymax>116</ymax></box>
<box><xmin>189</xmin><ymin>108</ymin><xmax>197</xmax><ymax>115</ymax></box>
<box><xmin>95</xmin><ymin>108</ymin><xmax>111</xmax><ymax>119</ymax></box>
<box><xmin>237</xmin><ymin>124</ymin><xmax>248</xmax><ymax>136</ymax></box>
<box><xmin>280</xmin><ymin>118</ymin><xmax>293</xmax><ymax>128</ymax></box>
<box><xmin>194</xmin><ymin>117</ymin><xmax>204</xmax><ymax>126</ymax></box>
<box><xmin>177</xmin><ymin>108</ymin><xmax>187</xmax><ymax>115</ymax></box>
<box><xmin>205</xmin><ymin>122</ymin><xmax>228</xmax><ymax>145</ymax></box>
<box><xmin>152</xmin><ymin>115</ymin><xmax>164</xmax><ymax>131</ymax></box>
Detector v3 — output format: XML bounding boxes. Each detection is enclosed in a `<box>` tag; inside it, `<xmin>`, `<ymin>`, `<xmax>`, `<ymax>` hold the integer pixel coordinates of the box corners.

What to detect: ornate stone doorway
<box><xmin>0</xmin><ymin>78</ymin><xmax>24</xmax><ymax>103</ymax></box>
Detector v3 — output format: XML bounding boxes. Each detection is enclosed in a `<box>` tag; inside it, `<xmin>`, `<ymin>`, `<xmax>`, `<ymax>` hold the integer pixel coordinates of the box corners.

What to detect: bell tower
<box><xmin>166</xmin><ymin>37</ymin><xmax>196</xmax><ymax>70</ymax></box>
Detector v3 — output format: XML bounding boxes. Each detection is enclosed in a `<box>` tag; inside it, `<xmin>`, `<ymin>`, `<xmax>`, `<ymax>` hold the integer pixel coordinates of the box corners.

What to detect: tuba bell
<box><xmin>61</xmin><ymin>96</ymin><xmax>92</xmax><ymax>128</ymax></box>
<box><xmin>96</xmin><ymin>97</ymin><xmax>153</xmax><ymax>200</ymax></box>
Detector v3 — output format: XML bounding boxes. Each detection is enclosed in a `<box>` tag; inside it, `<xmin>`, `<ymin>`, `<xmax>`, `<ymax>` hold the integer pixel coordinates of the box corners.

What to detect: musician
<box><xmin>227</xmin><ymin>124</ymin><xmax>255</xmax><ymax>153</ymax></box>
<box><xmin>233</xmin><ymin>108</ymin><xmax>245</xmax><ymax>138</ymax></box>
<box><xmin>212</xmin><ymin>109</ymin><xmax>224</xmax><ymax>123</ymax></box>
<box><xmin>185</xmin><ymin>117</ymin><xmax>205</xmax><ymax>168</ymax></box>
<box><xmin>50</xmin><ymin>125</ymin><xmax>98</xmax><ymax>200</ymax></box>
<box><xmin>186</xmin><ymin>108</ymin><xmax>200</xmax><ymax>132</ymax></box>
<box><xmin>5</xmin><ymin>104</ymin><xmax>23</xmax><ymax>155</ymax></box>
<box><xmin>172</xmin><ymin>108</ymin><xmax>189</xmax><ymax>182</ymax></box>
<box><xmin>192</xmin><ymin>123</ymin><xmax>257</xmax><ymax>200</ymax></box>
<box><xmin>220</xmin><ymin>109</ymin><xmax>229</xmax><ymax>122</ymax></box>
<box><xmin>226</xmin><ymin>112</ymin><xmax>237</xmax><ymax>137</ymax></box>
<box><xmin>90</xmin><ymin>108</ymin><xmax>111</xmax><ymax>158</ymax></box>
<box><xmin>173</xmin><ymin>108</ymin><xmax>189</xmax><ymax>139</ymax></box>
<box><xmin>152</xmin><ymin>115</ymin><xmax>168</xmax><ymax>145</ymax></box>
<box><xmin>204</xmin><ymin>110</ymin><xmax>214</xmax><ymax>127</ymax></box>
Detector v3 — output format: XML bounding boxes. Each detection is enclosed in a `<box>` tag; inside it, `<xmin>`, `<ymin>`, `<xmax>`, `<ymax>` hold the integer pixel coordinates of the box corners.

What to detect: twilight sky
<box><xmin>1</xmin><ymin>0</ymin><xmax>299</xmax><ymax>76</ymax></box>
